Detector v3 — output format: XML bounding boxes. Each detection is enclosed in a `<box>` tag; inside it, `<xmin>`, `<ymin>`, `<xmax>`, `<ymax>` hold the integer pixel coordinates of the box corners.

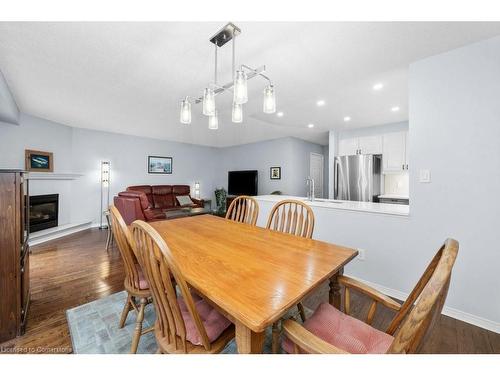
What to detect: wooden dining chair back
<box><xmin>387</xmin><ymin>238</ymin><xmax>459</xmax><ymax>353</ymax></box>
<box><xmin>282</xmin><ymin>238</ymin><xmax>459</xmax><ymax>354</ymax></box>
<box><xmin>109</xmin><ymin>205</ymin><xmax>152</xmax><ymax>353</ymax></box>
<box><xmin>266</xmin><ymin>199</ymin><xmax>315</xmax><ymax>238</ymax></box>
<box><xmin>131</xmin><ymin>220</ymin><xmax>232</xmax><ymax>353</ymax></box>
<box><xmin>266</xmin><ymin>199</ymin><xmax>315</xmax><ymax>352</ymax></box>
<box><xmin>225</xmin><ymin>195</ymin><xmax>259</xmax><ymax>225</ymax></box>
<box><xmin>109</xmin><ymin>206</ymin><xmax>144</xmax><ymax>296</ymax></box>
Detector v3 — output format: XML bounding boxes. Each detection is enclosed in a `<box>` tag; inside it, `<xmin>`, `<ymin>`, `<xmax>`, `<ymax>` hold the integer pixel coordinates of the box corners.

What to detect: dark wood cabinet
<box><xmin>0</xmin><ymin>170</ymin><xmax>30</xmax><ymax>343</ymax></box>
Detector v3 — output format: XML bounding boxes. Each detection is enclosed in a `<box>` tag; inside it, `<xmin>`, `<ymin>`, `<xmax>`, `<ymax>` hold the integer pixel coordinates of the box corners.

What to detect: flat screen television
<box><xmin>228</xmin><ymin>170</ymin><xmax>258</xmax><ymax>196</ymax></box>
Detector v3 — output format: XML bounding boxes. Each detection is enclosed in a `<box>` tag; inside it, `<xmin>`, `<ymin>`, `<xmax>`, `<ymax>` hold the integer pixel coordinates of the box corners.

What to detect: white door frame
<box><xmin>309</xmin><ymin>152</ymin><xmax>324</xmax><ymax>198</ymax></box>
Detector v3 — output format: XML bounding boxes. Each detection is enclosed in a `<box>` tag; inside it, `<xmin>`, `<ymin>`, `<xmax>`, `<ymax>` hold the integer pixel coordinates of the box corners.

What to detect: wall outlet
<box><xmin>357</xmin><ymin>248</ymin><xmax>366</xmax><ymax>261</ymax></box>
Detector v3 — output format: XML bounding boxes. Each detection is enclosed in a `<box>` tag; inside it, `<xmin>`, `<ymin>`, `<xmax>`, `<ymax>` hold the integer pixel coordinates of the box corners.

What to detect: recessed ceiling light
<box><xmin>277</xmin><ymin>111</ymin><xmax>284</xmax><ymax>117</ymax></box>
<box><xmin>307</xmin><ymin>123</ymin><xmax>315</xmax><ymax>128</ymax></box>
<box><xmin>391</xmin><ymin>106</ymin><xmax>400</xmax><ymax>112</ymax></box>
<box><xmin>316</xmin><ymin>100</ymin><xmax>325</xmax><ymax>107</ymax></box>
<box><xmin>343</xmin><ymin>116</ymin><xmax>351</xmax><ymax>122</ymax></box>
<box><xmin>373</xmin><ymin>83</ymin><xmax>384</xmax><ymax>91</ymax></box>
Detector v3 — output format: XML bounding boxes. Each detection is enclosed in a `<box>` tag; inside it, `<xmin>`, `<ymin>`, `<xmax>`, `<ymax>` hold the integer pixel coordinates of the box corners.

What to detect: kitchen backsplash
<box><xmin>384</xmin><ymin>173</ymin><xmax>409</xmax><ymax>197</ymax></box>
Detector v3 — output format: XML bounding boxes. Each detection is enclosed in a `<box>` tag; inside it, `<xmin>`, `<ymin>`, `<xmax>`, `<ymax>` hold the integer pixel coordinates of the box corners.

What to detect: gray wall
<box><xmin>0</xmin><ymin>113</ymin><xmax>220</xmax><ymax>225</ymax></box>
<box><xmin>0</xmin><ymin>115</ymin><xmax>325</xmax><ymax>225</ymax></box>
<box><xmin>408</xmin><ymin>35</ymin><xmax>500</xmax><ymax>323</ymax></box>
<box><xmin>217</xmin><ymin>137</ymin><xmax>324</xmax><ymax>196</ymax></box>
<box><xmin>0</xmin><ymin>69</ymin><xmax>19</xmax><ymax>125</ymax></box>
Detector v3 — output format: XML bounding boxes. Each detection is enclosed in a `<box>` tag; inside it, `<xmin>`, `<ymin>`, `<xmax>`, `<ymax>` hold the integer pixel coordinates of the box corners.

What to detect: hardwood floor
<box><xmin>1</xmin><ymin>227</ymin><xmax>498</xmax><ymax>354</ymax></box>
<box><xmin>2</xmin><ymin>228</ymin><xmax>125</xmax><ymax>353</ymax></box>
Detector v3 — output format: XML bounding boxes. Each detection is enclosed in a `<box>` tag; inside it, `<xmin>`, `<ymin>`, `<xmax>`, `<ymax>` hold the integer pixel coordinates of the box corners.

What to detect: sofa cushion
<box><xmin>172</xmin><ymin>185</ymin><xmax>191</xmax><ymax>207</ymax></box>
<box><xmin>177</xmin><ymin>195</ymin><xmax>194</xmax><ymax>207</ymax></box>
<box><xmin>127</xmin><ymin>185</ymin><xmax>154</xmax><ymax>206</ymax></box>
<box><xmin>113</xmin><ymin>195</ymin><xmax>146</xmax><ymax>225</ymax></box>
<box><xmin>118</xmin><ymin>191</ymin><xmax>150</xmax><ymax>210</ymax></box>
<box><xmin>282</xmin><ymin>303</ymin><xmax>394</xmax><ymax>354</ymax></box>
<box><xmin>152</xmin><ymin>185</ymin><xmax>175</xmax><ymax>209</ymax></box>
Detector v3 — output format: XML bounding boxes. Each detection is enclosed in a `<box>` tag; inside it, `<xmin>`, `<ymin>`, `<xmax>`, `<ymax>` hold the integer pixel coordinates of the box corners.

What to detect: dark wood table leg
<box><xmin>329</xmin><ymin>267</ymin><xmax>344</xmax><ymax>309</ymax></box>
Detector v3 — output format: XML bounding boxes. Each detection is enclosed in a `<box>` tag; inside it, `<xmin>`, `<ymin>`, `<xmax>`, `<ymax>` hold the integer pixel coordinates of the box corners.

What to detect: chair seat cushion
<box><xmin>282</xmin><ymin>303</ymin><xmax>394</xmax><ymax>354</ymax></box>
<box><xmin>134</xmin><ymin>264</ymin><xmax>149</xmax><ymax>290</ymax></box>
<box><xmin>177</xmin><ymin>296</ymin><xmax>232</xmax><ymax>346</ymax></box>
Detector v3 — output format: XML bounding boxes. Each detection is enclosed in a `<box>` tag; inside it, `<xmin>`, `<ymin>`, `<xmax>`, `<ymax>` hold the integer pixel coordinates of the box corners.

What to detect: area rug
<box><xmin>66</xmin><ymin>290</ymin><xmax>282</xmax><ymax>354</ymax></box>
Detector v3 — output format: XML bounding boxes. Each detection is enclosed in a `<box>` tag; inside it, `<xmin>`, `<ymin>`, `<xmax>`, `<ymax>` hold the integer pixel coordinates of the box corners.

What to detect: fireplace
<box><xmin>28</xmin><ymin>194</ymin><xmax>59</xmax><ymax>233</ymax></box>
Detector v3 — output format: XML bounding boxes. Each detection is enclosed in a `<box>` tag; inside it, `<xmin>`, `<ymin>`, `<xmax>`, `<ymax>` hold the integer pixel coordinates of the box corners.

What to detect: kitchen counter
<box><xmin>255</xmin><ymin>195</ymin><xmax>409</xmax><ymax>216</ymax></box>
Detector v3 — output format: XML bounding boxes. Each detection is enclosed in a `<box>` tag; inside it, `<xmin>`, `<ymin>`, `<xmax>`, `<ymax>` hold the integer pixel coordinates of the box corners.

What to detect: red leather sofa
<box><xmin>113</xmin><ymin>185</ymin><xmax>204</xmax><ymax>225</ymax></box>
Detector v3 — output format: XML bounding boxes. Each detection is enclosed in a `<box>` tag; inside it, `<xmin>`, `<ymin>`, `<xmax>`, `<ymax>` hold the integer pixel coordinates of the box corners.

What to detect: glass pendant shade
<box><xmin>233</xmin><ymin>70</ymin><xmax>248</xmax><ymax>104</ymax></box>
<box><xmin>179</xmin><ymin>99</ymin><xmax>191</xmax><ymax>124</ymax></box>
<box><xmin>263</xmin><ymin>85</ymin><xmax>276</xmax><ymax>114</ymax></box>
<box><xmin>208</xmin><ymin>110</ymin><xmax>219</xmax><ymax>130</ymax></box>
<box><xmin>232</xmin><ymin>102</ymin><xmax>243</xmax><ymax>123</ymax></box>
<box><xmin>202</xmin><ymin>88</ymin><xmax>216</xmax><ymax>116</ymax></box>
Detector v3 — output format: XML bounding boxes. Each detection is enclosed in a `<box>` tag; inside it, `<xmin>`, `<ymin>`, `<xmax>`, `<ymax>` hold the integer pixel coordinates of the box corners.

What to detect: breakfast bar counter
<box><xmin>254</xmin><ymin>195</ymin><xmax>409</xmax><ymax>217</ymax></box>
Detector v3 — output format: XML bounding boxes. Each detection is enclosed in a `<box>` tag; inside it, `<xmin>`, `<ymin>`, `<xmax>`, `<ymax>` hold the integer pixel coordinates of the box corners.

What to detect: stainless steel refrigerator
<box><xmin>333</xmin><ymin>154</ymin><xmax>382</xmax><ymax>202</ymax></box>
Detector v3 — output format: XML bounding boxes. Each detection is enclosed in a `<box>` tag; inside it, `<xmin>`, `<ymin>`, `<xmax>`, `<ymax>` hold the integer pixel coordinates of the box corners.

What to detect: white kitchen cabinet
<box><xmin>338</xmin><ymin>135</ymin><xmax>382</xmax><ymax>156</ymax></box>
<box><xmin>338</xmin><ymin>138</ymin><xmax>359</xmax><ymax>156</ymax></box>
<box><xmin>383</xmin><ymin>131</ymin><xmax>408</xmax><ymax>173</ymax></box>
<box><xmin>358</xmin><ymin>135</ymin><xmax>383</xmax><ymax>155</ymax></box>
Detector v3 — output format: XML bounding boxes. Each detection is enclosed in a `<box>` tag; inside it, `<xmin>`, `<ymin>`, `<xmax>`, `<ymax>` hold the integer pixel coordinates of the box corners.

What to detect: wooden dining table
<box><xmin>148</xmin><ymin>214</ymin><xmax>358</xmax><ymax>354</ymax></box>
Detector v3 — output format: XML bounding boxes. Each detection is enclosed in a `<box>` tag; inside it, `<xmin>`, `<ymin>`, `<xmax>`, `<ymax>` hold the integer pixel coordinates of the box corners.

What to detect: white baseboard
<box><xmin>346</xmin><ymin>274</ymin><xmax>500</xmax><ymax>334</ymax></box>
<box><xmin>28</xmin><ymin>221</ymin><xmax>98</xmax><ymax>246</ymax></box>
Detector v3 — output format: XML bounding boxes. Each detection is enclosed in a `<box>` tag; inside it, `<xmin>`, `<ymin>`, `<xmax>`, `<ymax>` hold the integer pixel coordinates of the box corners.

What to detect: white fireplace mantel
<box><xmin>26</xmin><ymin>172</ymin><xmax>84</xmax><ymax>180</ymax></box>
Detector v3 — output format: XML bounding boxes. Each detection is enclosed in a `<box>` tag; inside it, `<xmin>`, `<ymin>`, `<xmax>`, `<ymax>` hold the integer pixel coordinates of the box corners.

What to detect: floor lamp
<box><xmin>100</xmin><ymin>161</ymin><xmax>110</xmax><ymax>229</ymax></box>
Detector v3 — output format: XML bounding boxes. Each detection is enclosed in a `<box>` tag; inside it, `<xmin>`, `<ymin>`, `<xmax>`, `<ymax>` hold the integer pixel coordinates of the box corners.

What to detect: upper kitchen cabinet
<box><xmin>383</xmin><ymin>131</ymin><xmax>409</xmax><ymax>173</ymax></box>
<box><xmin>338</xmin><ymin>137</ymin><xmax>359</xmax><ymax>155</ymax></box>
<box><xmin>358</xmin><ymin>135</ymin><xmax>383</xmax><ymax>155</ymax></box>
<box><xmin>338</xmin><ymin>135</ymin><xmax>382</xmax><ymax>155</ymax></box>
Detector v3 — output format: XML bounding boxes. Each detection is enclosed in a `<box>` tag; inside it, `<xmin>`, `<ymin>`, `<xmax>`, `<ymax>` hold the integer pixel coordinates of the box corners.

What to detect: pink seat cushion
<box><xmin>134</xmin><ymin>264</ymin><xmax>149</xmax><ymax>290</ymax></box>
<box><xmin>282</xmin><ymin>303</ymin><xmax>394</xmax><ymax>354</ymax></box>
<box><xmin>177</xmin><ymin>296</ymin><xmax>232</xmax><ymax>346</ymax></box>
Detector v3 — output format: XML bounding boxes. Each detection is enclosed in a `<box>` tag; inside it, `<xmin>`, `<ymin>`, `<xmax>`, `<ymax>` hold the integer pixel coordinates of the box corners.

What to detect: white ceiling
<box><xmin>1</xmin><ymin>22</ymin><xmax>500</xmax><ymax>147</ymax></box>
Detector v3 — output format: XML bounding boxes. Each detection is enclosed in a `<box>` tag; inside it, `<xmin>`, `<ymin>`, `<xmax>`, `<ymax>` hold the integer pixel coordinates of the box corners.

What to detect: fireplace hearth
<box><xmin>28</xmin><ymin>194</ymin><xmax>59</xmax><ymax>233</ymax></box>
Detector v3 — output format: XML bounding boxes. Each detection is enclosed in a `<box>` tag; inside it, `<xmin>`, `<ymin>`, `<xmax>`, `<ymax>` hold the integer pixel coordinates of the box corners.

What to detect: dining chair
<box><xmin>225</xmin><ymin>195</ymin><xmax>259</xmax><ymax>225</ymax></box>
<box><xmin>109</xmin><ymin>206</ymin><xmax>153</xmax><ymax>354</ymax></box>
<box><xmin>266</xmin><ymin>199</ymin><xmax>315</xmax><ymax>238</ymax></box>
<box><xmin>266</xmin><ymin>199</ymin><xmax>315</xmax><ymax>353</ymax></box>
<box><xmin>104</xmin><ymin>210</ymin><xmax>114</xmax><ymax>251</ymax></box>
<box><xmin>131</xmin><ymin>220</ymin><xmax>235</xmax><ymax>354</ymax></box>
<box><xmin>282</xmin><ymin>238</ymin><xmax>459</xmax><ymax>354</ymax></box>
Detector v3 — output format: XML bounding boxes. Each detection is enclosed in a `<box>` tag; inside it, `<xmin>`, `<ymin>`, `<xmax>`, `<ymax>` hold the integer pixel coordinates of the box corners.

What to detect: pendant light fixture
<box><xmin>180</xmin><ymin>97</ymin><xmax>191</xmax><ymax>124</ymax></box>
<box><xmin>208</xmin><ymin>110</ymin><xmax>219</xmax><ymax>130</ymax></box>
<box><xmin>233</xmin><ymin>70</ymin><xmax>248</xmax><ymax>104</ymax></box>
<box><xmin>180</xmin><ymin>23</ymin><xmax>275</xmax><ymax>128</ymax></box>
<box><xmin>263</xmin><ymin>84</ymin><xmax>276</xmax><ymax>114</ymax></box>
<box><xmin>232</xmin><ymin>102</ymin><xmax>243</xmax><ymax>123</ymax></box>
<box><xmin>202</xmin><ymin>88</ymin><xmax>216</xmax><ymax>116</ymax></box>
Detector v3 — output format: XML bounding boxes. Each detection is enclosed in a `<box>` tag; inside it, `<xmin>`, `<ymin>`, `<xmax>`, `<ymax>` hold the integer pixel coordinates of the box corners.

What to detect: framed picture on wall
<box><xmin>270</xmin><ymin>166</ymin><xmax>281</xmax><ymax>180</ymax></box>
<box><xmin>25</xmin><ymin>149</ymin><xmax>54</xmax><ymax>172</ymax></box>
<box><xmin>148</xmin><ymin>156</ymin><xmax>173</xmax><ymax>174</ymax></box>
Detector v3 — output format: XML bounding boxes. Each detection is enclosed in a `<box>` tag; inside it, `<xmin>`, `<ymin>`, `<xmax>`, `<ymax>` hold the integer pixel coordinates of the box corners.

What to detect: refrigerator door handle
<box><xmin>334</xmin><ymin>158</ymin><xmax>339</xmax><ymax>199</ymax></box>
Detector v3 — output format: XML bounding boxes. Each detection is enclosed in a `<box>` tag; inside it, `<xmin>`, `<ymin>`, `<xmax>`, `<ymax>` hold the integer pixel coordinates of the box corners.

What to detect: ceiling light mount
<box><xmin>180</xmin><ymin>23</ymin><xmax>275</xmax><ymax>128</ymax></box>
<box><xmin>209</xmin><ymin>22</ymin><xmax>241</xmax><ymax>47</ymax></box>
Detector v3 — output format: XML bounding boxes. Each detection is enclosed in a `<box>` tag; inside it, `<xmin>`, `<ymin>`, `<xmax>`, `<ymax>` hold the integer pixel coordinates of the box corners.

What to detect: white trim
<box><xmin>345</xmin><ymin>274</ymin><xmax>500</xmax><ymax>334</ymax></box>
<box><xmin>309</xmin><ymin>152</ymin><xmax>324</xmax><ymax>199</ymax></box>
<box><xmin>26</xmin><ymin>172</ymin><xmax>84</xmax><ymax>180</ymax></box>
<box><xmin>29</xmin><ymin>221</ymin><xmax>97</xmax><ymax>246</ymax></box>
